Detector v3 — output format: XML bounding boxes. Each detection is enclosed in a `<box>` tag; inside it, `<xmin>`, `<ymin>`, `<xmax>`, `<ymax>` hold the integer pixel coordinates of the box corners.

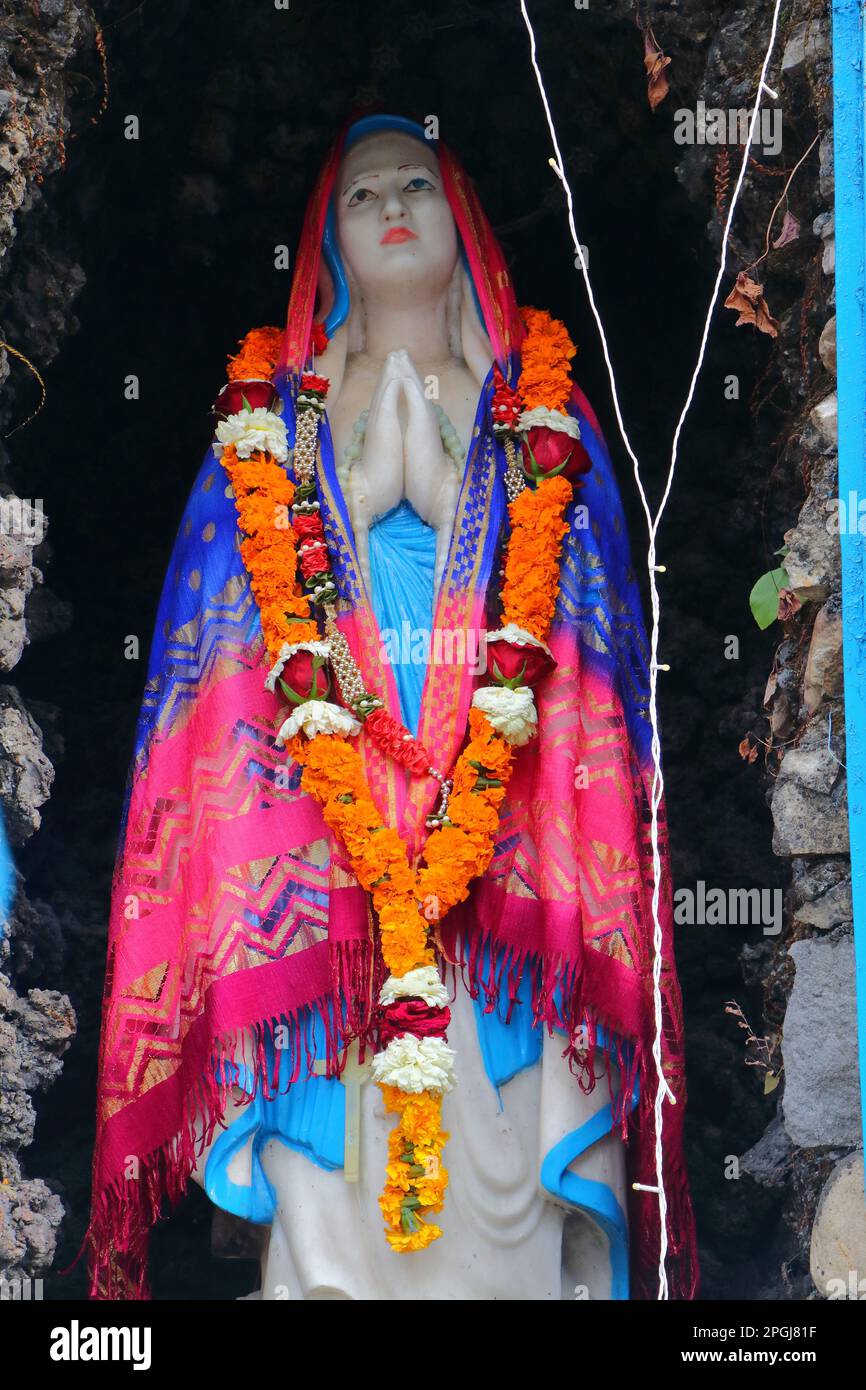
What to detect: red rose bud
<box><xmin>292</xmin><ymin>511</ymin><xmax>326</xmax><ymax>544</ymax></box>
<box><xmin>486</xmin><ymin>636</ymin><xmax>556</xmax><ymax>688</ymax></box>
<box><xmin>378</xmin><ymin>999</ymin><xmax>451</xmax><ymax>1048</ymax></box>
<box><xmin>213</xmin><ymin>379</ymin><xmax>277</xmax><ymax>418</ymax></box>
<box><xmin>523</xmin><ymin>426</ymin><xmax>592</xmax><ymax>484</ymax></box>
<box><xmin>277</xmin><ymin>648</ymin><xmax>330</xmax><ymax>704</ymax></box>
<box><xmin>299</xmin><ymin>541</ymin><xmax>329</xmax><ymax>579</ymax></box>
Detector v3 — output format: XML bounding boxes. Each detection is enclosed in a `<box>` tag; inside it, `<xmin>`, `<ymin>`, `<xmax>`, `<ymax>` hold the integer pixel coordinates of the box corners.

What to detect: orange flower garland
<box><xmin>226</xmin><ymin>325</ymin><xmax>283</xmax><ymax>382</ymax></box>
<box><xmin>287</xmin><ymin>708</ymin><xmax>516</xmax><ymax>1248</ymax></box>
<box><xmin>216</xmin><ymin>306</ymin><xmax>582</xmax><ymax>1253</ymax></box>
<box><xmin>500</xmin><ymin>474</ymin><xmax>574</xmax><ymax>641</ymax></box>
<box><xmin>517</xmin><ymin>306</ymin><xmax>577</xmax><ymax>412</ymax></box>
<box><xmin>379</xmin><ymin>1087</ymin><xmax>449</xmax><ymax>1250</ymax></box>
<box><xmin>220</xmin><ymin>445</ymin><xmax>320</xmax><ymax>653</ymax></box>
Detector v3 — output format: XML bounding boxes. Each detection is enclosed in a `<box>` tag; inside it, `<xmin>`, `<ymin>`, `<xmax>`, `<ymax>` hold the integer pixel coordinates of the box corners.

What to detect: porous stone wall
<box><xmin>0</xmin><ymin>0</ymin><xmax>87</xmax><ymax>1289</ymax></box>
<box><xmin>673</xmin><ymin>0</ymin><xmax>863</xmax><ymax>1299</ymax></box>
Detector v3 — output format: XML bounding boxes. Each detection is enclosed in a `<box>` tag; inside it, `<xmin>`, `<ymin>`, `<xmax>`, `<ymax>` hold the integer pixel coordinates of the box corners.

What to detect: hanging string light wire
<box><xmin>518</xmin><ymin>0</ymin><xmax>786</xmax><ymax>1299</ymax></box>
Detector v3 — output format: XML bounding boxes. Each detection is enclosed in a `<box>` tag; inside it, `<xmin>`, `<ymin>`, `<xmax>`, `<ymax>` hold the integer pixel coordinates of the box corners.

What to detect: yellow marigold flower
<box><xmin>414</xmin><ymin>1174</ymin><xmax>448</xmax><ymax>1210</ymax></box>
<box><xmin>380</xmin><ymin>1084</ymin><xmax>410</xmax><ymax>1116</ymax></box>
<box><xmin>385</xmin><ymin>1221</ymin><xmax>442</xmax><ymax>1253</ymax></box>
<box><xmin>384</xmin><ymin>1161</ymin><xmax>413</xmax><ymax>1193</ymax></box>
<box><xmin>400</xmin><ymin>1093</ymin><xmax>444</xmax><ymax>1147</ymax></box>
<box><xmin>387</xmin><ymin>1128</ymin><xmax>409</xmax><ymax>1162</ymax></box>
<box><xmin>378</xmin><ymin>1186</ymin><xmax>405</xmax><ymax>1230</ymax></box>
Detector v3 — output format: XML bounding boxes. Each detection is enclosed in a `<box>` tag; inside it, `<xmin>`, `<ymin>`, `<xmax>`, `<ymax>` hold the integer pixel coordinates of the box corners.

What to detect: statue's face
<box><xmin>335</xmin><ymin>132</ymin><xmax>459</xmax><ymax>305</ymax></box>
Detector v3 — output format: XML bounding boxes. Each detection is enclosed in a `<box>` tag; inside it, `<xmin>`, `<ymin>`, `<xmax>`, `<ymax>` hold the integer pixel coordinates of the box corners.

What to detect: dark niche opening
<box><xmin>13</xmin><ymin>0</ymin><xmax>790</xmax><ymax>1299</ymax></box>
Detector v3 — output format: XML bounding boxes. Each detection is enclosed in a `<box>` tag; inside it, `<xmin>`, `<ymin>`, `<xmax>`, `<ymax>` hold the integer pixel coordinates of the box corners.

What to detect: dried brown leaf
<box><xmin>777</xmin><ymin>588</ymin><xmax>802</xmax><ymax>621</ymax></box>
<box><xmin>643</xmin><ymin>30</ymin><xmax>671</xmax><ymax>112</ymax></box>
<box><xmin>724</xmin><ymin>271</ymin><xmax>780</xmax><ymax>337</ymax></box>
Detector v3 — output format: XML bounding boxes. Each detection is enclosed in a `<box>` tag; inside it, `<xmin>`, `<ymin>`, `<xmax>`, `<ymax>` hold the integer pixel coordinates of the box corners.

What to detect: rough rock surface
<box><xmin>0</xmin><ymin>507</ymin><xmax>46</xmax><ymax>671</ymax></box>
<box><xmin>0</xmin><ymin>972</ymin><xmax>74</xmax><ymax>1279</ymax></box>
<box><xmin>810</xmin><ymin>1152</ymin><xmax>866</xmax><ymax>1298</ymax></box>
<box><xmin>803</xmin><ymin>596</ymin><xmax>843</xmax><ymax>714</ymax></box>
<box><xmin>781</xmin><ymin>933</ymin><xmax>860</xmax><ymax>1148</ymax></box>
<box><xmin>686</xmin><ymin>0</ymin><xmax>859</xmax><ymax>1302</ymax></box>
<box><xmin>0</xmin><ymin>0</ymin><xmax>87</xmax><ymax>1288</ymax></box>
<box><xmin>0</xmin><ymin>687</ymin><xmax>54</xmax><ymax>845</ymax></box>
<box><xmin>771</xmin><ymin>706</ymin><xmax>848</xmax><ymax>856</ymax></box>
<box><xmin>783</xmin><ymin>452</ymin><xmax>840</xmax><ymax>603</ymax></box>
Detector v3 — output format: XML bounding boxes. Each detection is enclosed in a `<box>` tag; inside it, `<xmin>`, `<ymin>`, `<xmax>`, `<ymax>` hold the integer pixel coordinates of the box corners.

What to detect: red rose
<box><xmin>485</xmin><ymin>635</ymin><xmax>556</xmax><ymax>688</ymax></box>
<box><xmin>378</xmin><ymin>999</ymin><xmax>451</xmax><ymax>1048</ymax></box>
<box><xmin>213</xmin><ymin>379</ymin><xmax>277</xmax><ymax>418</ymax></box>
<box><xmin>523</xmin><ymin>425</ymin><xmax>592</xmax><ymax>484</ymax></box>
<box><xmin>278</xmin><ymin>648</ymin><xmax>330</xmax><ymax>704</ymax></box>
<box><xmin>298</xmin><ymin>541</ymin><xmax>330</xmax><ymax>580</ymax></box>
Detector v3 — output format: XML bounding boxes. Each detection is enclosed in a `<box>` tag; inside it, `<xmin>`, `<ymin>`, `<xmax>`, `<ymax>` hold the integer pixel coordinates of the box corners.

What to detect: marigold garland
<box><xmin>500</xmin><ymin>474</ymin><xmax>574</xmax><ymax>640</ymax></box>
<box><xmin>286</xmin><ymin>709</ymin><xmax>515</xmax><ymax>1248</ymax></box>
<box><xmin>379</xmin><ymin>1086</ymin><xmax>449</xmax><ymax>1249</ymax></box>
<box><xmin>220</xmin><ymin>443</ymin><xmax>319</xmax><ymax>653</ymax></box>
<box><xmin>215</xmin><ymin>306</ymin><xmax>582</xmax><ymax>1253</ymax></box>
<box><xmin>517</xmin><ymin>306</ymin><xmax>577</xmax><ymax>413</ymax></box>
<box><xmin>226</xmin><ymin>326</ymin><xmax>283</xmax><ymax>383</ymax></box>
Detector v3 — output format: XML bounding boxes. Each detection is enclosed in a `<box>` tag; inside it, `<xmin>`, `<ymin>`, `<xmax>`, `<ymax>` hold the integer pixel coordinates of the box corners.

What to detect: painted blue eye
<box><xmin>404</xmin><ymin>177</ymin><xmax>434</xmax><ymax>192</ymax></box>
<box><xmin>347</xmin><ymin>187</ymin><xmax>377</xmax><ymax>207</ymax></box>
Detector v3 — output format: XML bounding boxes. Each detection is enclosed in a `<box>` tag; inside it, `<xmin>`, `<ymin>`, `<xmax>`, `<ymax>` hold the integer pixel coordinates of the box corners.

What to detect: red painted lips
<box><xmin>380</xmin><ymin>226</ymin><xmax>419</xmax><ymax>245</ymax></box>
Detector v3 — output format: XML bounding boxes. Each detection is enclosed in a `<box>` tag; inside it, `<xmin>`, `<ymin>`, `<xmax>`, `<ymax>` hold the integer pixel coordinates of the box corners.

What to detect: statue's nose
<box><xmin>382</xmin><ymin>192</ymin><xmax>408</xmax><ymax>221</ymax></box>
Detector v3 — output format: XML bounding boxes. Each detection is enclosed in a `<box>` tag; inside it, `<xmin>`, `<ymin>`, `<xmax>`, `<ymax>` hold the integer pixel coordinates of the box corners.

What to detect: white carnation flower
<box><xmin>484</xmin><ymin>623</ymin><xmax>552</xmax><ymax>654</ymax></box>
<box><xmin>379</xmin><ymin>967</ymin><xmax>449</xmax><ymax>1009</ymax></box>
<box><xmin>265</xmin><ymin>641</ymin><xmax>331</xmax><ymax>692</ymax></box>
<box><xmin>471</xmin><ymin>684</ymin><xmax>538</xmax><ymax>746</ymax></box>
<box><xmin>275</xmin><ymin>699</ymin><xmax>361</xmax><ymax>744</ymax></box>
<box><xmin>215</xmin><ymin>406</ymin><xmax>289</xmax><ymax>462</ymax></box>
<box><xmin>371</xmin><ymin>1034</ymin><xmax>456</xmax><ymax>1095</ymax></box>
<box><xmin>517</xmin><ymin>405</ymin><xmax>581</xmax><ymax>438</ymax></box>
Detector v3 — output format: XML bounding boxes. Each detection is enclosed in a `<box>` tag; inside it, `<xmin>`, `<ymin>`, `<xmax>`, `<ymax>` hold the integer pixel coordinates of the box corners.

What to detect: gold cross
<box><xmin>313</xmin><ymin>1039</ymin><xmax>374</xmax><ymax>1183</ymax></box>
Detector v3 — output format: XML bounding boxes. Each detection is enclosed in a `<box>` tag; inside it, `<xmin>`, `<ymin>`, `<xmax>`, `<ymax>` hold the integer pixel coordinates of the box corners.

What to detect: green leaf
<box><xmin>277</xmin><ymin>677</ymin><xmax>307</xmax><ymax>706</ymax></box>
<box><xmin>773</xmin><ymin>544</ymin><xmax>789</xmax><ymax>558</ymax></box>
<box><xmin>491</xmin><ymin>656</ymin><xmax>527</xmax><ymax>689</ymax></box>
<box><xmin>749</xmin><ymin>567</ymin><xmax>790</xmax><ymax>630</ymax></box>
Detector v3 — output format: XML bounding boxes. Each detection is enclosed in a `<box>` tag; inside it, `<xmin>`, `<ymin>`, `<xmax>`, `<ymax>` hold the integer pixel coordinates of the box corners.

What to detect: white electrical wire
<box><xmin>519</xmin><ymin>0</ymin><xmax>786</xmax><ymax>1299</ymax></box>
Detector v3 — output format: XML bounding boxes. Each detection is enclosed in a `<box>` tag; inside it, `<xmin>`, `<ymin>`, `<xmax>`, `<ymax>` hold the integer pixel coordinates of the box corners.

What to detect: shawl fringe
<box><xmin>85</xmin><ymin>938</ymin><xmax>377</xmax><ymax>1300</ymax></box>
<box><xmin>86</xmin><ymin>929</ymin><xmax>696</xmax><ymax>1301</ymax></box>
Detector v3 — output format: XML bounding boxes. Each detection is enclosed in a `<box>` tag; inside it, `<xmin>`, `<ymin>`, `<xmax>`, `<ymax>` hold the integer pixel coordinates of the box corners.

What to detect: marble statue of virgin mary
<box><xmin>87</xmin><ymin>115</ymin><xmax>696</xmax><ymax>1303</ymax></box>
